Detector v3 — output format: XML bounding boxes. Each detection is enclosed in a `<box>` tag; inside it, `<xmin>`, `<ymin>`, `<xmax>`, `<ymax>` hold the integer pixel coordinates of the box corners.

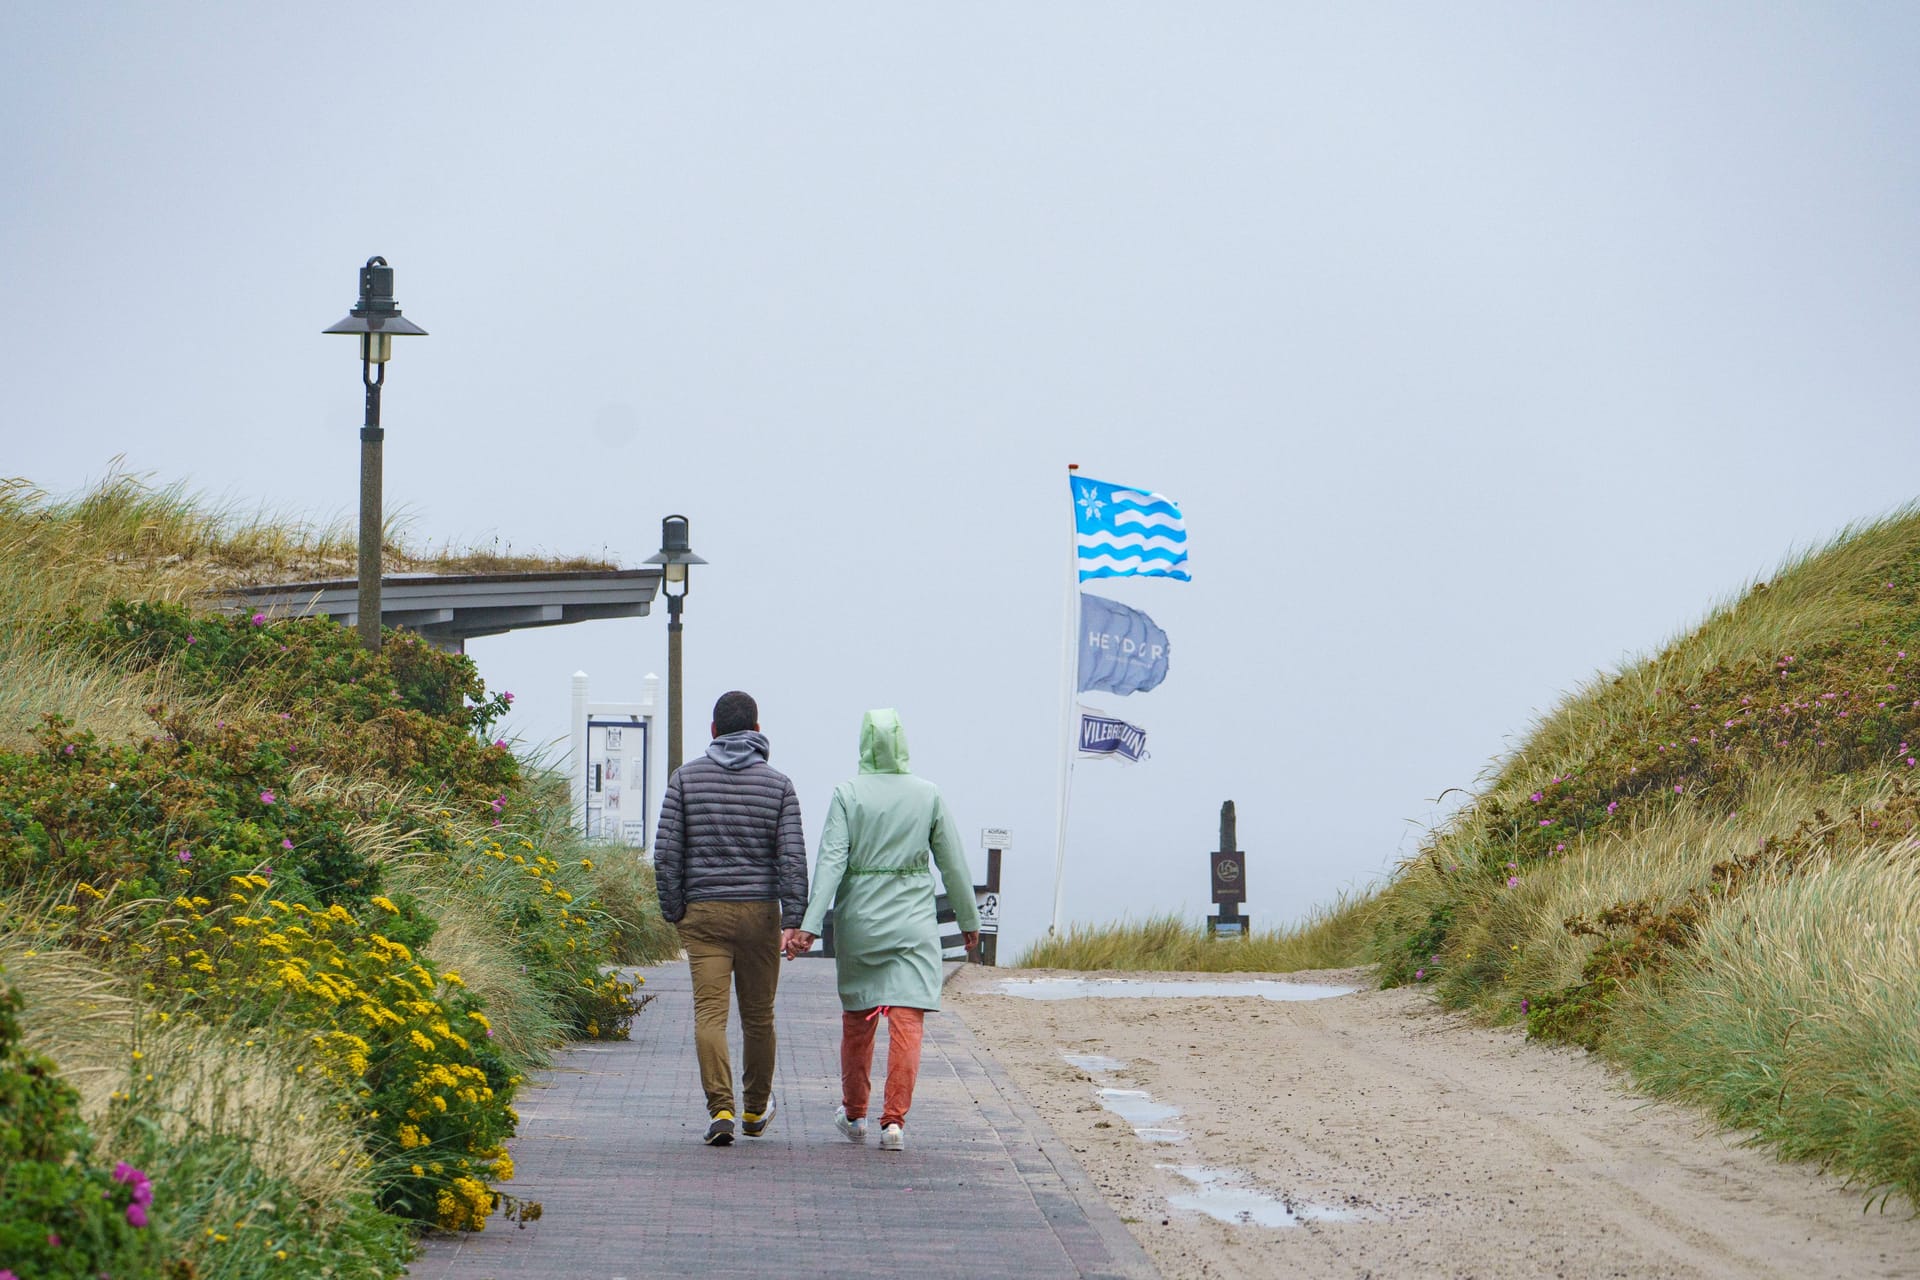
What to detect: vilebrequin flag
<box><xmin>1079</xmin><ymin>593</ymin><xmax>1170</xmax><ymax>696</ymax></box>
<box><xmin>1072</xmin><ymin>475</ymin><xmax>1190</xmax><ymax>582</ymax></box>
<box><xmin>1077</xmin><ymin>707</ymin><xmax>1149</xmax><ymax>763</ymax></box>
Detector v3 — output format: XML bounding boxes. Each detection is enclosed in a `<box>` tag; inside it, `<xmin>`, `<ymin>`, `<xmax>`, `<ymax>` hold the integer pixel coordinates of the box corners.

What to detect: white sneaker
<box><xmin>879</xmin><ymin>1123</ymin><xmax>904</xmax><ymax>1152</ymax></box>
<box><xmin>834</xmin><ymin>1105</ymin><xmax>868</xmax><ymax>1143</ymax></box>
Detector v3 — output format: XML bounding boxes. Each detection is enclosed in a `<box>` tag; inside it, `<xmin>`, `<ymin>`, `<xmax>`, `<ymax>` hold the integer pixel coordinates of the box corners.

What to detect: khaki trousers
<box><xmin>676</xmin><ymin>899</ymin><xmax>781</xmax><ymax>1118</ymax></box>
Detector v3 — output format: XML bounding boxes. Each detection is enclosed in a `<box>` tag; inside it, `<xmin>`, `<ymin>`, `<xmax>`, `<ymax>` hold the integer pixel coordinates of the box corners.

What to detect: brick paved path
<box><xmin>409</xmin><ymin>960</ymin><xmax>1157</xmax><ymax>1280</ymax></box>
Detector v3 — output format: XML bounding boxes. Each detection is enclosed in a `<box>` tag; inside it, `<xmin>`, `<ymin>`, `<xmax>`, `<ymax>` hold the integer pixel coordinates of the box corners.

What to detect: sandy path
<box><xmin>946</xmin><ymin>966</ymin><xmax>1920</xmax><ymax>1280</ymax></box>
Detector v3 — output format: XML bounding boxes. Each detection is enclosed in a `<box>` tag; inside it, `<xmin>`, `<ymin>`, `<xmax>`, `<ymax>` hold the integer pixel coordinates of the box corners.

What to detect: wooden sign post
<box><xmin>1208</xmin><ymin>800</ymin><xmax>1249</xmax><ymax>939</ymax></box>
<box><xmin>973</xmin><ymin>830</ymin><xmax>1005</xmax><ymax>966</ymax></box>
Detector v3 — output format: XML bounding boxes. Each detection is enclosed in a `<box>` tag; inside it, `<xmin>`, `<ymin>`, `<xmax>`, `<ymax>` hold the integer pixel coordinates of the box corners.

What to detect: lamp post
<box><xmin>324</xmin><ymin>257</ymin><xmax>427</xmax><ymax>651</ymax></box>
<box><xmin>645</xmin><ymin>515</ymin><xmax>707</xmax><ymax>777</ymax></box>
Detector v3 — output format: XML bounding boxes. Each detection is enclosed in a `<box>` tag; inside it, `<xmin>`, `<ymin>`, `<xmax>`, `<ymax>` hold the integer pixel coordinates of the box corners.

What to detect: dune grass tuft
<box><xmin>1016</xmin><ymin>893</ymin><xmax>1377</xmax><ymax>973</ymax></box>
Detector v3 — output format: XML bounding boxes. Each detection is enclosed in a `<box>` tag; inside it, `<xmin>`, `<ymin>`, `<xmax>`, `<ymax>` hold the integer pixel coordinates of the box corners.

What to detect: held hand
<box><xmin>963</xmin><ymin>930</ymin><xmax>981</xmax><ymax>955</ymax></box>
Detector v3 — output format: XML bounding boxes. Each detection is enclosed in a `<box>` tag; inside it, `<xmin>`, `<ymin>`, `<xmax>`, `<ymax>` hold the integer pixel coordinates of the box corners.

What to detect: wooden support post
<box><xmin>1209</xmin><ymin>799</ymin><xmax>1249</xmax><ymax>938</ymax></box>
<box><xmin>976</xmin><ymin>845</ymin><xmax>1003</xmax><ymax>966</ymax></box>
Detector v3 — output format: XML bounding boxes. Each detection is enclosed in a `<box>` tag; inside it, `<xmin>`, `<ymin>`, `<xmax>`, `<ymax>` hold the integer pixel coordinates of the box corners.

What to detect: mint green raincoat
<box><xmin>800</xmin><ymin>710</ymin><xmax>980</xmax><ymax>1012</ymax></box>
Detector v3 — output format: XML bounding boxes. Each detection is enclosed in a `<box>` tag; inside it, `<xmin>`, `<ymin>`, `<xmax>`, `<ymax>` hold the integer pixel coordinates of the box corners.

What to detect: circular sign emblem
<box><xmin>1215</xmin><ymin>858</ymin><xmax>1241</xmax><ymax>885</ymax></box>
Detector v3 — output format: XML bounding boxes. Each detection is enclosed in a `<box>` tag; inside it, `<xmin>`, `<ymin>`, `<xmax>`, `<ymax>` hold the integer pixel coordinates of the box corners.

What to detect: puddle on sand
<box><xmin>998</xmin><ymin>978</ymin><xmax>1356</xmax><ymax>1002</ymax></box>
<box><xmin>1095</xmin><ymin>1088</ymin><xmax>1188</xmax><ymax>1143</ymax></box>
<box><xmin>1062</xmin><ymin>1052</ymin><xmax>1128</xmax><ymax>1073</ymax></box>
<box><xmin>1130</xmin><ymin>1127</ymin><xmax>1188</xmax><ymax>1144</ymax></box>
<box><xmin>1160</xmin><ymin>1165</ymin><xmax>1370</xmax><ymax>1228</ymax></box>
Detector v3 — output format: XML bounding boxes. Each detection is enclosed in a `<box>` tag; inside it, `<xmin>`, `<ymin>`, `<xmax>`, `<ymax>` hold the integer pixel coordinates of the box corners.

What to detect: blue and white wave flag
<box><xmin>1072</xmin><ymin>474</ymin><xmax>1190</xmax><ymax>582</ymax></box>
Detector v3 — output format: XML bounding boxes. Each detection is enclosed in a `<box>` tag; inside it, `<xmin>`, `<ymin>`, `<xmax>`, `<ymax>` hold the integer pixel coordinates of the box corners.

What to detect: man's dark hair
<box><xmin>712</xmin><ymin>690</ymin><xmax>759</xmax><ymax>736</ymax></box>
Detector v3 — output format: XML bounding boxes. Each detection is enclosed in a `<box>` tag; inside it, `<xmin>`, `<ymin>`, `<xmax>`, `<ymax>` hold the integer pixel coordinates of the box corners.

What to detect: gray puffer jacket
<box><xmin>653</xmin><ymin>731</ymin><xmax>809</xmax><ymax>929</ymax></box>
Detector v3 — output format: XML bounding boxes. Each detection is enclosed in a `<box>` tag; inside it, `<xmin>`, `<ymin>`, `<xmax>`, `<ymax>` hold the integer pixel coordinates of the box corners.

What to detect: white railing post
<box><xmin>570</xmin><ymin>670</ymin><xmax>590</xmax><ymax>835</ymax></box>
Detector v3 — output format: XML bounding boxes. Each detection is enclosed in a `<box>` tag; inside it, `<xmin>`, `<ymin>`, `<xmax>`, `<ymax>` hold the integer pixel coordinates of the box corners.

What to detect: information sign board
<box><xmin>585</xmin><ymin>716</ymin><xmax>650</xmax><ymax>847</ymax></box>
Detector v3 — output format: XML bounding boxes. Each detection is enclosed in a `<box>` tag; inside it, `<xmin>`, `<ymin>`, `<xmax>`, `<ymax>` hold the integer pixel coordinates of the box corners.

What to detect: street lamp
<box><xmin>324</xmin><ymin>256</ymin><xmax>428</xmax><ymax>651</ymax></box>
<box><xmin>645</xmin><ymin>515</ymin><xmax>708</xmax><ymax>777</ymax></box>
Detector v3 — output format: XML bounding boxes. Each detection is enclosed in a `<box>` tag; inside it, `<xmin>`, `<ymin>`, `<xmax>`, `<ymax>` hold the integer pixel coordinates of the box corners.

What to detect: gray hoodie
<box><xmin>705</xmin><ymin>730</ymin><xmax>772</xmax><ymax>770</ymax></box>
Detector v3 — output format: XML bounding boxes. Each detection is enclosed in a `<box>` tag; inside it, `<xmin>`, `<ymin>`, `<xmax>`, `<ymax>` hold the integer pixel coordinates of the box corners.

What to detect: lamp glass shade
<box><xmin>664</xmin><ymin>561</ymin><xmax>687</xmax><ymax>584</ymax></box>
<box><xmin>363</xmin><ymin>332</ymin><xmax>393</xmax><ymax>364</ymax></box>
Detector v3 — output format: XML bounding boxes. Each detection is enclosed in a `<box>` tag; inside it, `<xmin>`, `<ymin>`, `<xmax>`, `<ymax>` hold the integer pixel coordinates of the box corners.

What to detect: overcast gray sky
<box><xmin>6</xmin><ymin>5</ymin><xmax>1919</xmax><ymax>952</ymax></box>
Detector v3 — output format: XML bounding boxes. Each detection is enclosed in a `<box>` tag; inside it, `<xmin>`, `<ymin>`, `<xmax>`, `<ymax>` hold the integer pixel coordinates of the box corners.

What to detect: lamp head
<box><xmin>645</xmin><ymin>514</ymin><xmax>708</xmax><ymax>594</ymax></box>
<box><xmin>324</xmin><ymin>256</ymin><xmax>428</xmax><ymax>363</ymax></box>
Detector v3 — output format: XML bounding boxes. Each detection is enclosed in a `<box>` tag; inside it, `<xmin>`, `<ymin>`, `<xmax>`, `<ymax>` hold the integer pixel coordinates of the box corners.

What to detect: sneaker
<box><xmin>741</xmin><ymin>1097</ymin><xmax>776</xmax><ymax>1138</ymax></box>
<box><xmin>834</xmin><ymin>1105</ymin><xmax>868</xmax><ymax>1143</ymax></box>
<box><xmin>879</xmin><ymin>1123</ymin><xmax>904</xmax><ymax>1152</ymax></box>
<box><xmin>703</xmin><ymin>1112</ymin><xmax>735</xmax><ymax>1146</ymax></box>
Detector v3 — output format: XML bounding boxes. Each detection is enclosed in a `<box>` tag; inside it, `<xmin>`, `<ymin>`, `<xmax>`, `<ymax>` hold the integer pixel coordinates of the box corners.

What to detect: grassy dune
<box><xmin>1033</xmin><ymin>507</ymin><xmax>1920</xmax><ymax>1208</ymax></box>
<box><xmin>1363</xmin><ymin>507</ymin><xmax>1920</xmax><ymax>1207</ymax></box>
<box><xmin>0</xmin><ymin>472</ymin><xmax>671</xmax><ymax>1277</ymax></box>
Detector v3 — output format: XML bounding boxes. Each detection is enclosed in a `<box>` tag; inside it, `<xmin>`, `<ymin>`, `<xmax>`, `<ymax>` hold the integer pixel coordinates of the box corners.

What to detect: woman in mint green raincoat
<box><xmin>791</xmin><ymin>709</ymin><xmax>978</xmax><ymax>1151</ymax></box>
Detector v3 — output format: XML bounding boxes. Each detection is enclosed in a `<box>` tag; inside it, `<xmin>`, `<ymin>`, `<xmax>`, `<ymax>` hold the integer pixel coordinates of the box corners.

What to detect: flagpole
<box><xmin>1050</xmin><ymin>463</ymin><xmax>1081</xmax><ymax>935</ymax></box>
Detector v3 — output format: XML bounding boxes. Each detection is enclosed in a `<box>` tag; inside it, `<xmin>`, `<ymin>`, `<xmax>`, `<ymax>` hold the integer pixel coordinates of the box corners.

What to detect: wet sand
<box><xmin>947</xmin><ymin>965</ymin><xmax>1920</xmax><ymax>1280</ymax></box>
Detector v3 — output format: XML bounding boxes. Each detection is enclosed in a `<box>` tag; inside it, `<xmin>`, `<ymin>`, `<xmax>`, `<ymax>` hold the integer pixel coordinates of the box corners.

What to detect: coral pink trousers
<box><xmin>841</xmin><ymin>1006</ymin><xmax>926</xmax><ymax>1129</ymax></box>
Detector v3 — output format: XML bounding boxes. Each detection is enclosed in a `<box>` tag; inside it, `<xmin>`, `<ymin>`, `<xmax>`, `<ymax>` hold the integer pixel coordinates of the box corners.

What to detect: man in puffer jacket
<box><xmin>653</xmin><ymin>690</ymin><xmax>809</xmax><ymax>1146</ymax></box>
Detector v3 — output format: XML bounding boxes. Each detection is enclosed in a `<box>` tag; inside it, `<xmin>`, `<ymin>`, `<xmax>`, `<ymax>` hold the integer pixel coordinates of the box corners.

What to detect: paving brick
<box><xmin>408</xmin><ymin>960</ymin><xmax>1157</xmax><ymax>1280</ymax></box>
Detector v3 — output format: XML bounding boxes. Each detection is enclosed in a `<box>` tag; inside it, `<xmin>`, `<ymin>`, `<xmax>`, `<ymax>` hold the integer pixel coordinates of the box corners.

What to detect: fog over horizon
<box><xmin>6</xmin><ymin>5</ymin><xmax>1919</xmax><ymax>953</ymax></box>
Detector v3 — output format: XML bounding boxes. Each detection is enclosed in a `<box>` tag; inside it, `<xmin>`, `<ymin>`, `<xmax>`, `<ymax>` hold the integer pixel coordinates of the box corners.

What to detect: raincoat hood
<box><xmin>857</xmin><ymin>709</ymin><xmax>910</xmax><ymax>774</ymax></box>
<box><xmin>706</xmin><ymin>730</ymin><xmax>771</xmax><ymax>770</ymax></box>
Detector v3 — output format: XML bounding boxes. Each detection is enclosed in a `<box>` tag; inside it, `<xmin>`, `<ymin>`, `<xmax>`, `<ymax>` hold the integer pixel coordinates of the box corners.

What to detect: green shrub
<box><xmin>3</xmin><ymin>603</ymin><xmax>646</xmax><ymax>1242</ymax></box>
<box><xmin>0</xmin><ymin>972</ymin><xmax>158</xmax><ymax>1279</ymax></box>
